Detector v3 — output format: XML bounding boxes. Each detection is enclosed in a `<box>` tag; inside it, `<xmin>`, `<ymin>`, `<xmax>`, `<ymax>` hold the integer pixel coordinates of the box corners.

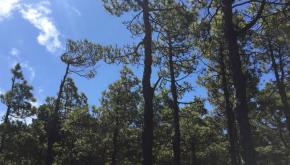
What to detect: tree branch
<box><xmin>237</xmin><ymin>0</ymin><xmax>266</xmax><ymax>36</ymax></box>
<box><xmin>152</xmin><ymin>76</ymin><xmax>162</xmax><ymax>91</ymax></box>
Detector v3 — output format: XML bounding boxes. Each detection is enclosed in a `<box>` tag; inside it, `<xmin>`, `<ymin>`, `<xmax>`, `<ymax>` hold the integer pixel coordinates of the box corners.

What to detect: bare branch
<box><xmin>153</xmin><ymin>76</ymin><xmax>162</xmax><ymax>91</ymax></box>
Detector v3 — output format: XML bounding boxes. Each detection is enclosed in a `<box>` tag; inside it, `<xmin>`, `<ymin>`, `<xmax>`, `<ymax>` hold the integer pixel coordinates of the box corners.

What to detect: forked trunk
<box><xmin>222</xmin><ymin>0</ymin><xmax>256</xmax><ymax>164</ymax></box>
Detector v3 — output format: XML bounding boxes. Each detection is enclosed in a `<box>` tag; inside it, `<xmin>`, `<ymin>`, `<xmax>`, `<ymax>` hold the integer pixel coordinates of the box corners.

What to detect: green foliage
<box><xmin>0</xmin><ymin>63</ymin><xmax>36</xmax><ymax>119</ymax></box>
<box><xmin>1</xmin><ymin>1</ymin><xmax>290</xmax><ymax>165</ymax></box>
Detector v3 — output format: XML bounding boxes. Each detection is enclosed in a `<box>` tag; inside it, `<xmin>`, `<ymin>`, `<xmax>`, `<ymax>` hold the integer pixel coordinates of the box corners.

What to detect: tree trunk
<box><xmin>167</xmin><ymin>32</ymin><xmax>181</xmax><ymax>165</ymax></box>
<box><xmin>189</xmin><ymin>137</ymin><xmax>197</xmax><ymax>165</ymax></box>
<box><xmin>0</xmin><ymin>77</ymin><xmax>15</xmax><ymax>152</ymax></box>
<box><xmin>267</xmin><ymin>39</ymin><xmax>290</xmax><ymax>134</ymax></box>
<box><xmin>222</xmin><ymin>1</ymin><xmax>256</xmax><ymax>164</ymax></box>
<box><xmin>219</xmin><ymin>45</ymin><xmax>240</xmax><ymax>165</ymax></box>
<box><xmin>111</xmin><ymin>117</ymin><xmax>119</xmax><ymax>165</ymax></box>
<box><xmin>46</xmin><ymin>64</ymin><xmax>70</xmax><ymax>165</ymax></box>
<box><xmin>141</xmin><ymin>0</ymin><xmax>154</xmax><ymax>165</ymax></box>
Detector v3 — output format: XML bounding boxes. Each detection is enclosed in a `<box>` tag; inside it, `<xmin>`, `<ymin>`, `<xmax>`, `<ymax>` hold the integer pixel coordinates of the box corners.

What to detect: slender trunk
<box><xmin>141</xmin><ymin>1</ymin><xmax>154</xmax><ymax>165</ymax></box>
<box><xmin>219</xmin><ymin>45</ymin><xmax>240</xmax><ymax>165</ymax></box>
<box><xmin>0</xmin><ymin>77</ymin><xmax>16</xmax><ymax>152</ymax></box>
<box><xmin>0</xmin><ymin>110</ymin><xmax>11</xmax><ymax>153</ymax></box>
<box><xmin>111</xmin><ymin>117</ymin><xmax>119</xmax><ymax>165</ymax></box>
<box><xmin>267</xmin><ymin>40</ymin><xmax>290</xmax><ymax>134</ymax></box>
<box><xmin>222</xmin><ymin>1</ymin><xmax>256</xmax><ymax>164</ymax></box>
<box><xmin>189</xmin><ymin>137</ymin><xmax>197</xmax><ymax>165</ymax></box>
<box><xmin>167</xmin><ymin>32</ymin><xmax>181</xmax><ymax>165</ymax></box>
<box><xmin>46</xmin><ymin>64</ymin><xmax>70</xmax><ymax>165</ymax></box>
<box><xmin>3</xmin><ymin>106</ymin><xmax>11</xmax><ymax>125</ymax></box>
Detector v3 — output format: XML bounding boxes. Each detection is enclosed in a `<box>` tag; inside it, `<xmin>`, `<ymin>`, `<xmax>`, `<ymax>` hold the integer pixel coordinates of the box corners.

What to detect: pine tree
<box><xmin>45</xmin><ymin>40</ymin><xmax>98</xmax><ymax>165</ymax></box>
<box><xmin>0</xmin><ymin>63</ymin><xmax>35</xmax><ymax>152</ymax></box>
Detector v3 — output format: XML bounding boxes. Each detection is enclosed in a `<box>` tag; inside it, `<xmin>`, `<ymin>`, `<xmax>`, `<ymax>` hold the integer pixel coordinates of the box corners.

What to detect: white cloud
<box><xmin>63</xmin><ymin>1</ymin><xmax>81</xmax><ymax>16</ymax></box>
<box><xmin>71</xmin><ymin>6</ymin><xmax>81</xmax><ymax>16</ymax></box>
<box><xmin>7</xmin><ymin>48</ymin><xmax>36</xmax><ymax>82</ymax></box>
<box><xmin>10</xmin><ymin>48</ymin><xmax>19</xmax><ymax>57</ymax></box>
<box><xmin>0</xmin><ymin>0</ymin><xmax>61</xmax><ymax>53</ymax></box>
<box><xmin>30</xmin><ymin>100</ymin><xmax>40</xmax><ymax>107</ymax></box>
<box><xmin>20</xmin><ymin>1</ymin><xmax>61</xmax><ymax>52</ymax></box>
<box><xmin>0</xmin><ymin>0</ymin><xmax>21</xmax><ymax>21</ymax></box>
<box><xmin>38</xmin><ymin>88</ymin><xmax>44</xmax><ymax>94</ymax></box>
<box><xmin>21</xmin><ymin>62</ymin><xmax>36</xmax><ymax>81</ymax></box>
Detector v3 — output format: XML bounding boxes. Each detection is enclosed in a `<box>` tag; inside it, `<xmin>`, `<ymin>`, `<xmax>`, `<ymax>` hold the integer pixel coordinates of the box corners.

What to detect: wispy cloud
<box><xmin>0</xmin><ymin>0</ymin><xmax>21</xmax><ymax>21</ymax></box>
<box><xmin>38</xmin><ymin>87</ymin><xmax>44</xmax><ymax>94</ymax></box>
<box><xmin>8</xmin><ymin>48</ymin><xmax>36</xmax><ymax>81</ymax></box>
<box><xmin>63</xmin><ymin>1</ymin><xmax>81</xmax><ymax>16</ymax></box>
<box><xmin>0</xmin><ymin>0</ymin><xmax>61</xmax><ymax>53</ymax></box>
<box><xmin>10</xmin><ymin>48</ymin><xmax>19</xmax><ymax>57</ymax></box>
<box><xmin>8</xmin><ymin>47</ymin><xmax>21</xmax><ymax>64</ymax></box>
<box><xmin>20</xmin><ymin>1</ymin><xmax>61</xmax><ymax>52</ymax></box>
<box><xmin>71</xmin><ymin>6</ymin><xmax>81</xmax><ymax>16</ymax></box>
<box><xmin>30</xmin><ymin>100</ymin><xmax>40</xmax><ymax>107</ymax></box>
<box><xmin>21</xmin><ymin>62</ymin><xmax>36</xmax><ymax>81</ymax></box>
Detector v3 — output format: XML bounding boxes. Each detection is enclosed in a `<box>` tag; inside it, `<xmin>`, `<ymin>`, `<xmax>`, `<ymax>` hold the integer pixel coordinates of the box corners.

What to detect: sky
<box><xmin>0</xmin><ymin>0</ymin><xmax>210</xmax><ymax>119</ymax></box>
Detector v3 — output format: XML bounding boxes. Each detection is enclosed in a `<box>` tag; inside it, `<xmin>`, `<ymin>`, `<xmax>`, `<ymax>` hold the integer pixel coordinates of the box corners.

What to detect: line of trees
<box><xmin>0</xmin><ymin>0</ymin><xmax>289</xmax><ymax>165</ymax></box>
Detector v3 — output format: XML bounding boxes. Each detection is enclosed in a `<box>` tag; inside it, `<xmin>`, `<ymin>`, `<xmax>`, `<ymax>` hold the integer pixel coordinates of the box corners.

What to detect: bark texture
<box><xmin>222</xmin><ymin>0</ymin><xmax>256</xmax><ymax>164</ymax></box>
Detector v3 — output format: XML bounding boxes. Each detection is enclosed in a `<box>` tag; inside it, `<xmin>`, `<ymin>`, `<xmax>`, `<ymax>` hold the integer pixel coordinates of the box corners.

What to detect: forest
<box><xmin>0</xmin><ymin>0</ymin><xmax>289</xmax><ymax>165</ymax></box>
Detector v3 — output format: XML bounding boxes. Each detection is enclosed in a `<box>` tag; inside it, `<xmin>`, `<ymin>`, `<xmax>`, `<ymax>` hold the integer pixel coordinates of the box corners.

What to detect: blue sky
<box><xmin>0</xmin><ymin>0</ymin><xmax>210</xmax><ymax>119</ymax></box>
